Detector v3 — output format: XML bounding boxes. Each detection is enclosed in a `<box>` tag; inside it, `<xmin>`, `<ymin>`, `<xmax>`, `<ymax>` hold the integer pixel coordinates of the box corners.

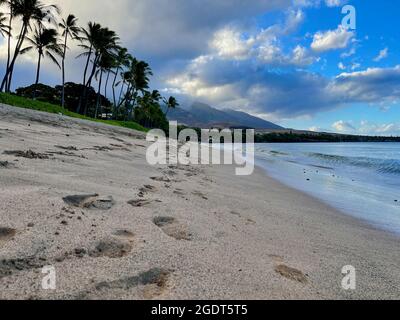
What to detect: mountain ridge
<box><xmin>166</xmin><ymin>102</ymin><xmax>284</xmax><ymax>129</ymax></box>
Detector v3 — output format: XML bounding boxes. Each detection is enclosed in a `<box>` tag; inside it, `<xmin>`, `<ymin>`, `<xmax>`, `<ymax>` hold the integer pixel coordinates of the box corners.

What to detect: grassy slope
<box><xmin>0</xmin><ymin>93</ymin><xmax>148</xmax><ymax>133</ymax></box>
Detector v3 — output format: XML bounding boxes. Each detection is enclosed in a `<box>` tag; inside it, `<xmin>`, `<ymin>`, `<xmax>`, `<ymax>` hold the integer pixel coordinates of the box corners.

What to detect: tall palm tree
<box><xmin>94</xmin><ymin>53</ymin><xmax>114</xmax><ymax>118</ymax></box>
<box><xmin>85</xmin><ymin>27</ymin><xmax>119</xmax><ymax>88</ymax></box>
<box><xmin>111</xmin><ymin>47</ymin><xmax>131</xmax><ymax>106</ymax></box>
<box><xmin>163</xmin><ymin>96</ymin><xmax>179</xmax><ymax>116</ymax></box>
<box><xmin>59</xmin><ymin>14</ymin><xmax>80</xmax><ymax>108</ymax></box>
<box><xmin>119</xmin><ymin>58</ymin><xmax>152</xmax><ymax>120</ymax></box>
<box><xmin>82</xmin><ymin>27</ymin><xmax>119</xmax><ymax>115</ymax></box>
<box><xmin>78</xmin><ymin>22</ymin><xmax>101</xmax><ymax>89</ymax></box>
<box><xmin>0</xmin><ymin>0</ymin><xmax>60</xmax><ymax>92</ymax></box>
<box><xmin>75</xmin><ymin>22</ymin><xmax>100</xmax><ymax>113</ymax></box>
<box><xmin>21</xmin><ymin>27</ymin><xmax>62</xmax><ymax>95</ymax></box>
<box><xmin>77</xmin><ymin>23</ymin><xmax>119</xmax><ymax>115</ymax></box>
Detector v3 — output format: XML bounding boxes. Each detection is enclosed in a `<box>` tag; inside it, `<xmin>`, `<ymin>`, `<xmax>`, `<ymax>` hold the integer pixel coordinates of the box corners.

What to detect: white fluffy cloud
<box><xmin>208</xmin><ymin>8</ymin><xmax>313</xmax><ymax>67</ymax></box>
<box><xmin>332</xmin><ymin>120</ymin><xmax>355</xmax><ymax>132</ymax></box>
<box><xmin>332</xmin><ymin>66</ymin><xmax>400</xmax><ymax>104</ymax></box>
<box><xmin>311</xmin><ymin>26</ymin><xmax>354</xmax><ymax>52</ymax></box>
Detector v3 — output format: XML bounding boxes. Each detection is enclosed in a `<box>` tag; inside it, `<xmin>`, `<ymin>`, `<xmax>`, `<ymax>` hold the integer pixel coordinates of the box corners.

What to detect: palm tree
<box><xmin>151</xmin><ymin>90</ymin><xmax>162</xmax><ymax>102</ymax></box>
<box><xmin>77</xmin><ymin>23</ymin><xmax>119</xmax><ymax>115</ymax></box>
<box><xmin>78</xmin><ymin>22</ymin><xmax>101</xmax><ymax>89</ymax></box>
<box><xmin>94</xmin><ymin>53</ymin><xmax>114</xmax><ymax>118</ymax></box>
<box><xmin>111</xmin><ymin>47</ymin><xmax>131</xmax><ymax>106</ymax></box>
<box><xmin>0</xmin><ymin>0</ymin><xmax>60</xmax><ymax>92</ymax></box>
<box><xmin>85</xmin><ymin>27</ymin><xmax>119</xmax><ymax>89</ymax></box>
<box><xmin>114</xmin><ymin>70</ymin><xmax>128</xmax><ymax>118</ymax></box>
<box><xmin>59</xmin><ymin>14</ymin><xmax>80</xmax><ymax>108</ymax></box>
<box><xmin>163</xmin><ymin>96</ymin><xmax>179</xmax><ymax>116</ymax></box>
<box><xmin>117</xmin><ymin>58</ymin><xmax>153</xmax><ymax>121</ymax></box>
<box><xmin>119</xmin><ymin>58</ymin><xmax>152</xmax><ymax>108</ymax></box>
<box><xmin>21</xmin><ymin>27</ymin><xmax>62</xmax><ymax>96</ymax></box>
<box><xmin>75</xmin><ymin>22</ymin><xmax>100</xmax><ymax>113</ymax></box>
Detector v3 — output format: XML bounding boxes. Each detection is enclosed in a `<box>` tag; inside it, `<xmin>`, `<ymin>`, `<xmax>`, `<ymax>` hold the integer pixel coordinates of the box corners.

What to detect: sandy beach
<box><xmin>1</xmin><ymin>103</ymin><xmax>400</xmax><ymax>300</ymax></box>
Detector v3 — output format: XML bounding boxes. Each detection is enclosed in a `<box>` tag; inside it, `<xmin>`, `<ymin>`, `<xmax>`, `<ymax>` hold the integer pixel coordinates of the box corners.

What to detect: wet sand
<box><xmin>0</xmin><ymin>103</ymin><xmax>400</xmax><ymax>300</ymax></box>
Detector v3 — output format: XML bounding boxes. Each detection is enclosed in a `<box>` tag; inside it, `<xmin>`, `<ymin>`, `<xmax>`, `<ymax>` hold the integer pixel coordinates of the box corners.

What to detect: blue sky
<box><xmin>1</xmin><ymin>0</ymin><xmax>399</xmax><ymax>135</ymax></box>
<box><xmin>278</xmin><ymin>0</ymin><xmax>400</xmax><ymax>134</ymax></box>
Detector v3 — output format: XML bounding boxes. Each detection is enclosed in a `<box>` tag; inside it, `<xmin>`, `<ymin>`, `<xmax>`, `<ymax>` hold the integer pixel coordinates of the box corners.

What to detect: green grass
<box><xmin>0</xmin><ymin>92</ymin><xmax>148</xmax><ymax>133</ymax></box>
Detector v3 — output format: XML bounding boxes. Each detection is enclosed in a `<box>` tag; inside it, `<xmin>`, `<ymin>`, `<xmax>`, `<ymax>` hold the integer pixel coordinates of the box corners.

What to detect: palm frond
<box><xmin>46</xmin><ymin>51</ymin><xmax>60</xmax><ymax>68</ymax></box>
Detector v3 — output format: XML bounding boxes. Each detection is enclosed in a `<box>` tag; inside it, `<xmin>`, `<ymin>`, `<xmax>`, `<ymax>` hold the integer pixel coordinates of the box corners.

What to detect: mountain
<box><xmin>166</xmin><ymin>102</ymin><xmax>284</xmax><ymax>130</ymax></box>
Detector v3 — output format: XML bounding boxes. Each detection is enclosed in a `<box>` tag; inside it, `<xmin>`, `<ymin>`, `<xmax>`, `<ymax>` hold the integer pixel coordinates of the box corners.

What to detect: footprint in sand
<box><xmin>274</xmin><ymin>264</ymin><xmax>308</xmax><ymax>284</ymax></box>
<box><xmin>230</xmin><ymin>211</ymin><xmax>241</xmax><ymax>217</ymax></box>
<box><xmin>153</xmin><ymin>217</ymin><xmax>193</xmax><ymax>241</ymax></box>
<box><xmin>138</xmin><ymin>185</ymin><xmax>157</xmax><ymax>198</ymax></box>
<box><xmin>173</xmin><ymin>189</ymin><xmax>185</xmax><ymax>197</ymax></box>
<box><xmin>89</xmin><ymin>239</ymin><xmax>133</xmax><ymax>259</ymax></box>
<box><xmin>95</xmin><ymin>268</ymin><xmax>172</xmax><ymax>299</ymax></box>
<box><xmin>0</xmin><ymin>227</ymin><xmax>16</xmax><ymax>242</ymax></box>
<box><xmin>150</xmin><ymin>176</ymin><xmax>171</xmax><ymax>183</ymax></box>
<box><xmin>0</xmin><ymin>256</ymin><xmax>47</xmax><ymax>279</ymax></box>
<box><xmin>3</xmin><ymin>150</ymin><xmax>49</xmax><ymax>159</ymax></box>
<box><xmin>63</xmin><ymin>194</ymin><xmax>115</xmax><ymax>210</ymax></box>
<box><xmin>128</xmin><ymin>199</ymin><xmax>154</xmax><ymax>207</ymax></box>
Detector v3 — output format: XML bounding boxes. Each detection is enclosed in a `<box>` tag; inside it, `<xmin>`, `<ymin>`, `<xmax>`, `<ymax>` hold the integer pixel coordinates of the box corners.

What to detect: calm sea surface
<box><xmin>255</xmin><ymin>143</ymin><xmax>400</xmax><ymax>234</ymax></box>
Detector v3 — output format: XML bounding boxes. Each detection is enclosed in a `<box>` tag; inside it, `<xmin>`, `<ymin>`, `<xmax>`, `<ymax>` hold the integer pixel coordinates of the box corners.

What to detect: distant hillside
<box><xmin>166</xmin><ymin>102</ymin><xmax>284</xmax><ymax>129</ymax></box>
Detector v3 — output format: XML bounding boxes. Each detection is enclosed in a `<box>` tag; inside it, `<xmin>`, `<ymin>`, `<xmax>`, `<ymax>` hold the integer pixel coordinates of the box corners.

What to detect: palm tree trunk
<box><xmin>104</xmin><ymin>70</ymin><xmax>110</xmax><ymax>98</ymax></box>
<box><xmin>95</xmin><ymin>69</ymin><xmax>103</xmax><ymax>119</ymax></box>
<box><xmin>86</xmin><ymin>54</ymin><xmax>99</xmax><ymax>87</ymax></box>
<box><xmin>112</xmin><ymin>67</ymin><xmax>120</xmax><ymax>106</ymax></box>
<box><xmin>82</xmin><ymin>54</ymin><xmax>99</xmax><ymax>116</ymax></box>
<box><xmin>5</xmin><ymin>11</ymin><xmax>13</xmax><ymax>91</ymax></box>
<box><xmin>128</xmin><ymin>89</ymin><xmax>138</xmax><ymax>121</ymax></box>
<box><xmin>1</xmin><ymin>23</ymin><xmax>27</xmax><ymax>92</ymax></box>
<box><xmin>118</xmin><ymin>82</ymin><xmax>125</xmax><ymax>106</ymax></box>
<box><xmin>33</xmin><ymin>53</ymin><xmax>42</xmax><ymax>99</ymax></box>
<box><xmin>76</xmin><ymin>45</ymin><xmax>92</xmax><ymax>113</ymax></box>
<box><xmin>82</xmin><ymin>45</ymin><xmax>92</xmax><ymax>85</ymax></box>
<box><xmin>7</xmin><ymin>24</ymin><xmax>27</xmax><ymax>93</ymax></box>
<box><xmin>61</xmin><ymin>33</ymin><xmax>68</xmax><ymax>108</ymax></box>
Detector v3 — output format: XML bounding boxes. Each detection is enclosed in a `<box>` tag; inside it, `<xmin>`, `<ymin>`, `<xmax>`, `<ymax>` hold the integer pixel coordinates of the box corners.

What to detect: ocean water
<box><xmin>255</xmin><ymin>143</ymin><xmax>400</xmax><ymax>234</ymax></box>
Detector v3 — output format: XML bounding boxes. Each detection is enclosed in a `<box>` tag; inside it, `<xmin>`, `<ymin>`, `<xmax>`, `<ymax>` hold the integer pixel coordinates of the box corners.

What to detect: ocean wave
<box><xmin>307</xmin><ymin>153</ymin><xmax>400</xmax><ymax>175</ymax></box>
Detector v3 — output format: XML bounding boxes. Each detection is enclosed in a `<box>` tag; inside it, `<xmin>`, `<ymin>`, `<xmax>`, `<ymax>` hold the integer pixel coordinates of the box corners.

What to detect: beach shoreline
<box><xmin>1</xmin><ymin>104</ymin><xmax>400</xmax><ymax>300</ymax></box>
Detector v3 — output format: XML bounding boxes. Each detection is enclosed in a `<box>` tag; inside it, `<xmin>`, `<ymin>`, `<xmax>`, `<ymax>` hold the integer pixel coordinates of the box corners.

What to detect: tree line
<box><xmin>255</xmin><ymin>132</ymin><xmax>400</xmax><ymax>143</ymax></box>
<box><xmin>0</xmin><ymin>0</ymin><xmax>179</xmax><ymax>129</ymax></box>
